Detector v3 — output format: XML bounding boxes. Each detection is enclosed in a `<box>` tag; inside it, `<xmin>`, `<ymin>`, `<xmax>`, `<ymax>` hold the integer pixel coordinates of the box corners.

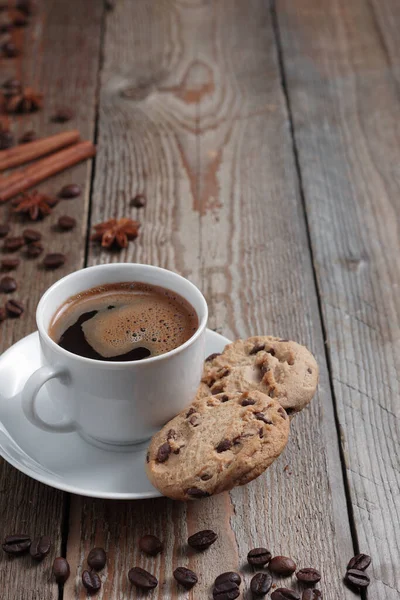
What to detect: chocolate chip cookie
<box><xmin>199</xmin><ymin>336</ymin><xmax>318</xmax><ymax>415</ymax></box>
<box><xmin>146</xmin><ymin>390</ymin><xmax>289</xmax><ymax>500</ymax></box>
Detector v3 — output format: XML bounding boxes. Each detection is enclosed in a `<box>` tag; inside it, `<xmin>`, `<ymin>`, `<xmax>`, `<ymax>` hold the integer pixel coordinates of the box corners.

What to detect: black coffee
<box><xmin>49</xmin><ymin>282</ymin><xmax>198</xmax><ymax>361</ymax></box>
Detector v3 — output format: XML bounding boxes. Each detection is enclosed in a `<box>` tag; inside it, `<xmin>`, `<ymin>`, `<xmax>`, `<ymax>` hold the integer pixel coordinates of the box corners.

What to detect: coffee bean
<box><xmin>347</xmin><ymin>553</ymin><xmax>371</xmax><ymax>571</ymax></box>
<box><xmin>26</xmin><ymin>241</ymin><xmax>43</xmax><ymax>257</ymax></box>
<box><xmin>3</xmin><ymin>41</ymin><xmax>19</xmax><ymax>58</ymax></box>
<box><xmin>19</xmin><ymin>130</ymin><xmax>36</xmax><ymax>143</ymax></box>
<box><xmin>43</xmin><ymin>253</ymin><xmax>66</xmax><ymax>269</ymax></box>
<box><xmin>30</xmin><ymin>535</ymin><xmax>51</xmax><ymax>560</ymax></box>
<box><xmin>173</xmin><ymin>566</ymin><xmax>198</xmax><ymax>589</ymax></box>
<box><xmin>59</xmin><ymin>183</ymin><xmax>81</xmax><ymax>198</ymax></box>
<box><xmin>296</xmin><ymin>568</ymin><xmax>321</xmax><ymax>584</ymax></box>
<box><xmin>186</xmin><ymin>487</ymin><xmax>210</xmax><ymax>499</ymax></box>
<box><xmin>6</xmin><ymin>299</ymin><xmax>24</xmax><ymax>317</ymax></box>
<box><xmin>188</xmin><ymin>529</ymin><xmax>217</xmax><ymax>550</ymax></box>
<box><xmin>2</xmin><ymin>534</ymin><xmax>31</xmax><ymax>554</ymax></box>
<box><xmin>247</xmin><ymin>547</ymin><xmax>272</xmax><ymax>567</ymax></box>
<box><xmin>16</xmin><ymin>0</ymin><xmax>36</xmax><ymax>15</ymax></box>
<box><xmin>271</xmin><ymin>589</ymin><xmax>300</xmax><ymax>600</ymax></box>
<box><xmin>3</xmin><ymin>78</ymin><xmax>22</xmax><ymax>93</ymax></box>
<box><xmin>87</xmin><ymin>547</ymin><xmax>106</xmax><ymax>570</ymax></box>
<box><xmin>302</xmin><ymin>590</ymin><xmax>322</xmax><ymax>600</ymax></box>
<box><xmin>139</xmin><ymin>534</ymin><xmax>163</xmax><ymax>556</ymax></box>
<box><xmin>0</xmin><ymin>130</ymin><xmax>14</xmax><ymax>149</ymax></box>
<box><xmin>1</xmin><ymin>257</ymin><xmax>19</xmax><ymax>270</ymax></box>
<box><xmin>269</xmin><ymin>556</ymin><xmax>297</xmax><ymax>576</ymax></box>
<box><xmin>128</xmin><ymin>566</ymin><xmax>158</xmax><ymax>590</ymax></box>
<box><xmin>250</xmin><ymin>572</ymin><xmax>272</xmax><ymax>596</ymax></box>
<box><xmin>0</xmin><ymin>276</ymin><xmax>17</xmax><ymax>293</ymax></box>
<box><xmin>215</xmin><ymin>572</ymin><xmax>242</xmax><ymax>587</ymax></box>
<box><xmin>13</xmin><ymin>10</ymin><xmax>29</xmax><ymax>26</ymax></box>
<box><xmin>53</xmin><ymin>557</ymin><xmax>70</xmax><ymax>583</ymax></box>
<box><xmin>213</xmin><ymin>581</ymin><xmax>240</xmax><ymax>600</ymax></box>
<box><xmin>131</xmin><ymin>194</ymin><xmax>146</xmax><ymax>208</ymax></box>
<box><xmin>58</xmin><ymin>215</ymin><xmax>76</xmax><ymax>230</ymax></box>
<box><xmin>0</xmin><ymin>306</ymin><xmax>6</xmax><ymax>321</ymax></box>
<box><xmin>3</xmin><ymin>236</ymin><xmax>25</xmax><ymax>252</ymax></box>
<box><xmin>345</xmin><ymin>568</ymin><xmax>370</xmax><ymax>589</ymax></box>
<box><xmin>23</xmin><ymin>228</ymin><xmax>42</xmax><ymax>243</ymax></box>
<box><xmin>0</xmin><ymin>224</ymin><xmax>10</xmax><ymax>238</ymax></box>
<box><xmin>82</xmin><ymin>569</ymin><xmax>101</xmax><ymax>594</ymax></box>
<box><xmin>156</xmin><ymin>442</ymin><xmax>170</xmax><ymax>463</ymax></box>
<box><xmin>52</xmin><ymin>108</ymin><xmax>74</xmax><ymax>123</ymax></box>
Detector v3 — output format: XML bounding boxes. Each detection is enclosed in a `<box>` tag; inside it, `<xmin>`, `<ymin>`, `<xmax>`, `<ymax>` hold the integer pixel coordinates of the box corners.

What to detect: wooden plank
<box><xmin>0</xmin><ymin>1</ymin><xmax>103</xmax><ymax>598</ymax></box>
<box><xmin>275</xmin><ymin>0</ymin><xmax>400</xmax><ymax>598</ymax></box>
<box><xmin>65</xmin><ymin>2</ymin><xmax>356</xmax><ymax>599</ymax></box>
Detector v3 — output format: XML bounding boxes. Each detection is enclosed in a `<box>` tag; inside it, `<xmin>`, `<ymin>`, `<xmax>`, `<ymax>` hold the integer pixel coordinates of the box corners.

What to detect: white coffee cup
<box><xmin>21</xmin><ymin>263</ymin><xmax>208</xmax><ymax>447</ymax></box>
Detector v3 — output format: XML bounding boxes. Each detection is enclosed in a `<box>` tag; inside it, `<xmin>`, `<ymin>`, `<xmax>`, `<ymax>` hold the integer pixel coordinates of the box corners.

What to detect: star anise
<box><xmin>13</xmin><ymin>190</ymin><xmax>57</xmax><ymax>221</ymax></box>
<box><xmin>6</xmin><ymin>87</ymin><xmax>43</xmax><ymax>114</ymax></box>
<box><xmin>91</xmin><ymin>218</ymin><xmax>140</xmax><ymax>249</ymax></box>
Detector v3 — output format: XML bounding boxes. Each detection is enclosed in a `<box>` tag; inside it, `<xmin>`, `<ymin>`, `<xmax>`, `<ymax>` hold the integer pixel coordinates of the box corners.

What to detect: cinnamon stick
<box><xmin>0</xmin><ymin>141</ymin><xmax>96</xmax><ymax>202</ymax></box>
<box><xmin>0</xmin><ymin>130</ymin><xmax>80</xmax><ymax>171</ymax></box>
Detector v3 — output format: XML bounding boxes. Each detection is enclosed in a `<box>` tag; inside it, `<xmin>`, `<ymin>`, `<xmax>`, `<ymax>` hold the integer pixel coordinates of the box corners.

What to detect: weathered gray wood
<box><xmin>0</xmin><ymin>1</ymin><xmax>103</xmax><ymax>598</ymax></box>
<box><xmin>275</xmin><ymin>0</ymin><xmax>400</xmax><ymax>597</ymax></box>
<box><xmin>65</xmin><ymin>2</ymin><xmax>356</xmax><ymax>599</ymax></box>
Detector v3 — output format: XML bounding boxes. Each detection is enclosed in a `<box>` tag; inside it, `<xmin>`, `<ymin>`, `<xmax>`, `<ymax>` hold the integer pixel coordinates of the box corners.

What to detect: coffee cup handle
<box><xmin>22</xmin><ymin>366</ymin><xmax>77</xmax><ymax>433</ymax></box>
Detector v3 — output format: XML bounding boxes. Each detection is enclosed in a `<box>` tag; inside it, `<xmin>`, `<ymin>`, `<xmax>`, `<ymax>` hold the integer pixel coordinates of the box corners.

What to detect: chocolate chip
<box><xmin>271</xmin><ymin>590</ymin><xmax>300</xmax><ymax>600</ymax></box>
<box><xmin>19</xmin><ymin>130</ymin><xmax>36</xmax><ymax>143</ymax></box>
<box><xmin>250</xmin><ymin>343</ymin><xmax>265</xmax><ymax>355</ymax></box>
<box><xmin>216</xmin><ymin>439</ymin><xmax>232</xmax><ymax>453</ymax></box>
<box><xmin>23</xmin><ymin>228</ymin><xmax>41</xmax><ymax>243</ymax></box>
<box><xmin>344</xmin><ymin>569</ymin><xmax>370</xmax><ymax>589</ymax></box>
<box><xmin>3</xmin><ymin>41</ymin><xmax>20</xmax><ymax>58</ymax></box>
<box><xmin>269</xmin><ymin>556</ymin><xmax>297</xmax><ymax>576</ymax></box>
<box><xmin>26</xmin><ymin>241</ymin><xmax>43</xmax><ymax>257</ymax></box>
<box><xmin>212</xmin><ymin>384</ymin><xmax>225</xmax><ymax>395</ymax></box>
<box><xmin>1</xmin><ymin>257</ymin><xmax>19</xmax><ymax>270</ymax></box>
<box><xmin>52</xmin><ymin>108</ymin><xmax>74</xmax><ymax>123</ymax></box>
<box><xmin>146</xmin><ymin>452</ymin><xmax>150</xmax><ymax>463</ymax></box>
<box><xmin>53</xmin><ymin>557</ymin><xmax>70</xmax><ymax>583</ymax></box>
<box><xmin>250</xmin><ymin>572</ymin><xmax>272</xmax><ymax>596</ymax></box>
<box><xmin>5</xmin><ymin>299</ymin><xmax>24</xmax><ymax>317</ymax></box>
<box><xmin>279</xmin><ymin>339</ymin><xmax>289</xmax><ymax>342</ymax></box>
<box><xmin>302</xmin><ymin>590</ymin><xmax>322</xmax><ymax>600</ymax></box>
<box><xmin>266</xmin><ymin>347</ymin><xmax>276</xmax><ymax>356</ymax></box>
<box><xmin>87</xmin><ymin>547</ymin><xmax>106</xmax><ymax>570</ymax></box>
<box><xmin>139</xmin><ymin>534</ymin><xmax>163</xmax><ymax>556</ymax></box>
<box><xmin>2</xmin><ymin>534</ymin><xmax>31</xmax><ymax>554</ymax></box>
<box><xmin>205</xmin><ymin>352</ymin><xmax>221</xmax><ymax>362</ymax></box>
<box><xmin>186</xmin><ymin>407</ymin><xmax>196</xmax><ymax>417</ymax></box>
<box><xmin>186</xmin><ymin>487</ymin><xmax>211</xmax><ymax>499</ymax></box>
<box><xmin>189</xmin><ymin>414</ymin><xmax>201</xmax><ymax>426</ymax></box>
<box><xmin>188</xmin><ymin>529</ymin><xmax>217</xmax><ymax>550</ymax></box>
<box><xmin>156</xmin><ymin>442</ymin><xmax>170</xmax><ymax>463</ymax></box>
<box><xmin>30</xmin><ymin>536</ymin><xmax>51</xmax><ymax>560</ymax></box>
<box><xmin>0</xmin><ymin>130</ymin><xmax>14</xmax><ymax>149</ymax></box>
<box><xmin>43</xmin><ymin>253</ymin><xmax>66</xmax><ymax>269</ymax></box>
<box><xmin>82</xmin><ymin>570</ymin><xmax>101</xmax><ymax>594</ymax></box>
<box><xmin>259</xmin><ymin>427</ymin><xmax>264</xmax><ymax>438</ymax></box>
<box><xmin>220</xmin><ymin>394</ymin><xmax>230</xmax><ymax>402</ymax></box>
<box><xmin>3</xmin><ymin>236</ymin><xmax>24</xmax><ymax>252</ymax></box>
<box><xmin>0</xmin><ymin>307</ymin><xmax>6</xmax><ymax>321</ymax></box>
<box><xmin>173</xmin><ymin>567</ymin><xmax>198</xmax><ymax>589</ymax></box>
<box><xmin>254</xmin><ymin>412</ymin><xmax>273</xmax><ymax>425</ymax></box>
<box><xmin>213</xmin><ymin>581</ymin><xmax>240</xmax><ymax>600</ymax></box>
<box><xmin>167</xmin><ymin>428</ymin><xmax>176</xmax><ymax>440</ymax></box>
<box><xmin>215</xmin><ymin>572</ymin><xmax>241</xmax><ymax>587</ymax></box>
<box><xmin>0</xmin><ymin>276</ymin><xmax>17</xmax><ymax>293</ymax></box>
<box><xmin>247</xmin><ymin>547</ymin><xmax>272</xmax><ymax>567</ymax></box>
<box><xmin>59</xmin><ymin>183</ymin><xmax>81</xmax><ymax>198</ymax></box>
<box><xmin>347</xmin><ymin>553</ymin><xmax>371</xmax><ymax>571</ymax></box>
<box><xmin>296</xmin><ymin>568</ymin><xmax>321</xmax><ymax>584</ymax></box>
<box><xmin>200</xmin><ymin>473</ymin><xmax>212</xmax><ymax>481</ymax></box>
<box><xmin>58</xmin><ymin>215</ymin><xmax>76</xmax><ymax>230</ymax></box>
<box><xmin>131</xmin><ymin>194</ymin><xmax>146</xmax><ymax>208</ymax></box>
<box><xmin>128</xmin><ymin>567</ymin><xmax>158</xmax><ymax>590</ymax></box>
<box><xmin>0</xmin><ymin>224</ymin><xmax>10</xmax><ymax>238</ymax></box>
<box><xmin>241</xmin><ymin>397</ymin><xmax>256</xmax><ymax>406</ymax></box>
<box><xmin>307</xmin><ymin>368</ymin><xmax>312</xmax><ymax>374</ymax></box>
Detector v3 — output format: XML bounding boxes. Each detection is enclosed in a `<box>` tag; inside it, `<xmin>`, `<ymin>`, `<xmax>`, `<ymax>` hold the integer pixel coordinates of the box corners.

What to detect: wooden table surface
<box><xmin>0</xmin><ymin>1</ymin><xmax>398</xmax><ymax>599</ymax></box>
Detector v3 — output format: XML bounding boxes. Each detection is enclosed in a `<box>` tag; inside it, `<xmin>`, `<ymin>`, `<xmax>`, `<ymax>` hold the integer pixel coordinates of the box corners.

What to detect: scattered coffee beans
<box><xmin>131</xmin><ymin>194</ymin><xmax>146</xmax><ymax>208</ymax></box>
<box><xmin>3</xmin><ymin>41</ymin><xmax>19</xmax><ymax>58</ymax></box>
<box><xmin>20</xmin><ymin>130</ymin><xmax>36</xmax><ymax>143</ymax></box>
<box><xmin>0</xmin><ymin>276</ymin><xmax>17</xmax><ymax>293</ymax></box>
<box><xmin>23</xmin><ymin>228</ymin><xmax>42</xmax><ymax>243</ymax></box>
<box><xmin>250</xmin><ymin>572</ymin><xmax>272</xmax><ymax>596</ymax></box>
<box><xmin>215</xmin><ymin>572</ymin><xmax>242</xmax><ymax>587</ymax></box>
<box><xmin>128</xmin><ymin>566</ymin><xmax>158</xmax><ymax>590</ymax></box>
<box><xmin>82</xmin><ymin>569</ymin><xmax>101</xmax><ymax>593</ymax></box>
<box><xmin>0</xmin><ymin>130</ymin><xmax>14</xmax><ymax>149</ymax></box>
<box><xmin>1</xmin><ymin>257</ymin><xmax>19</xmax><ymax>270</ymax></box>
<box><xmin>53</xmin><ymin>557</ymin><xmax>70</xmax><ymax>583</ymax></box>
<box><xmin>26</xmin><ymin>241</ymin><xmax>43</xmax><ymax>257</ymax></box>
<box><xmin>30</xmin><ymin>535</ymin><xmax>51</xmax><ymax>560</ymax></box>
<box><xmin>87</xmin><ymin>547</ymin><xmax>106</xmax><ymax>571</ymax></box>
<box><xmin>173</xmin><ymin>566</ymin><xmax>198</xmax><ymax>589</ymax></box>
<box><xmin>347</xmin><ymin>553</ymin><xmax>371</xmax><ymax>571</ymax></box>
<box><xmin>13</xmin><ymin>10</ymin><xmax>29</xmax><ymax>26</ymax></box>
<box><xmin>59</xmin><ymin>184</ymin><xmax>81</xmax><ymax>198</ymax></box>
<box><xmin>3</xmin><ymin>78</ymin><xmax>22</xmax><ymax>93</ymax></box>
<box><xmin>139</xmin><ymin>534</ymin><xmax>163</xmax><ymax>556</ymax></box>
<box><xmin>213</xmin><ymin>581</ymin><xmax>240</xmax><ymax>600</ymax></box>
<box><xmin>0</xmin><ymin>224</ymin><xmax>9</xmax><ymax>237</ymax></box>
<box><xmin>3</xmin><ymin>236</ymin><xmax>25</xmax><ymax>252</ymax></box>
<box><xmin>2</xmin><ymin>534</ymin><xmax>31</xmax><ymax>554</ymax></box>
<box><xmin>302</xmin><ymin>590</ymin><xmax>322</xmax><ymax>600</ymax></box>
<box><xmin>58</xmin><ymin>215</ymin><xmax>76</xmax><ymax>230</ymax></box>
<box><xmin>296</xmin><ymin>568</ymin><xmax>321</xmax><ymax>584</ymax></box>
<box><xmin>188</xmin><ymin>529</ymin><xmax>218</xmax><ymax>550</ymax></box>
<box><xmin>344</xmin><ymin>568</ymin><xmax>370</xmax><ymax>589</ymax></box>
<box><xmin>271</xmin><ymin>589</ymin><xmax>300</xmax><ymax>600</ymax></box>
<box><xmin>0</xmin><ymin>306</ymin><xmax>6</xmax><ymax>321</ymax></box>
<box><xmin>247</xmin><ymin>547</ymin><xmax>272</xmax><ymax>567</ymax></box>
<box><xmin>269</xmin><ymin>556</ymin><xmax>297</xmax><ymax>576</ymax></box>
<box><xmin>6</xmin><ymin>299</ymin><xmax>24</xmax><ymax>317</ymax></box>
<box><xmin>52</xmin><ymin>108</ymin><xmax>74</xmax><ymax>123</ymax></box>
<box><xmin>43</xmin><ymin>253</ymin><xmax>66</xmax><ymax>269</ymax></box>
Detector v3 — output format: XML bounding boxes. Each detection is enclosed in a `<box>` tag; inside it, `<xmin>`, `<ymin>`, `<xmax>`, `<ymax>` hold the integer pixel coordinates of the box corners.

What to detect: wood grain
<box><xmin>65</xmin><ymin>2</ymin><xmax>356</xmax><ymax>599</ymax></box>
<box><xmin>0</xmin><ymin>1</ymin><xmax>103</xmax><ymax>598</ymax></box>
<box><xmin>275</xmin><ymin>0</ymin><xmax>400</xmax><ymax>597</ymax></box>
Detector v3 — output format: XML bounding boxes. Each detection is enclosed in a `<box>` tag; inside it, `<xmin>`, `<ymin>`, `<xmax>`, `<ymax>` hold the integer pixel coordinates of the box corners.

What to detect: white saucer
<box><xmin>0</xmin><ymin>329</ymin><xmax>230</xmax><ymax>500</ymax></box>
